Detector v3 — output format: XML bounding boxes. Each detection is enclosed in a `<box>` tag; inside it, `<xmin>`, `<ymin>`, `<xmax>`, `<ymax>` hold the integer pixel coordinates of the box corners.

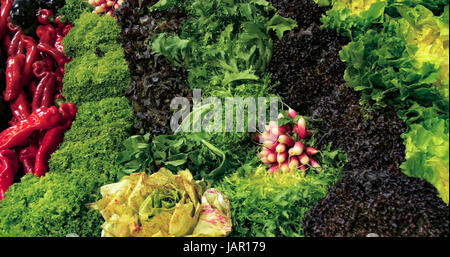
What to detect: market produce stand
<box><xmin>0</xmin><ymin>0</ymin><xmax>448</xmax><ymax>237</ymax></box>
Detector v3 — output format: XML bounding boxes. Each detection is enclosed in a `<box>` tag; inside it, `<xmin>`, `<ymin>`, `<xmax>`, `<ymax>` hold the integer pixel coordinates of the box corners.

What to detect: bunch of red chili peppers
<box><xmin>0</xmin><ymin>0</ymin><xmax>77</xmax><ymax>200</ymax></box>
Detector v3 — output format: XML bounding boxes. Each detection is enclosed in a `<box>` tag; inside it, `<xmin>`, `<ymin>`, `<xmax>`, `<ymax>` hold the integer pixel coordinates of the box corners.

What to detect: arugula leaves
<box><xmin>117</xmin><ymin>133</ymin><xmax>235</xmax><ymax>182</ymax></box>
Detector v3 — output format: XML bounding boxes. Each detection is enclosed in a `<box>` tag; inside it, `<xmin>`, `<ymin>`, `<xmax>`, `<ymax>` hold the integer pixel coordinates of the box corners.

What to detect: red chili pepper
<box><xmin>0</xmin><ymin>106</ymin><xmax>63</xmax><ymax>150</ymax></box>
<box><xmin>19</xmin><ymin>145</ymin><xmax>37</xmax><ymax>174</ymax></box>
<box><xmin>36</xmin><ymin>24</ymin><xmax>56</xmax><ymax>46</ymax></box>
<box><xmin>10</xmin><ymin>90</ymin><xmax>31</xmax><ymax>121</ymax></box>
<box><xmin>37</xmin><ymin>42</ymin><xmax>67</xmax><ymax>67</ymax></box>
<box><xmin>0</xmin><ymin>0</ymin><xmax>13</xmax><ymax>39</ymax></box>
<box><xmin>34</xmin><ymin>103</ymin><xmax>77</xmax><ymax>177</ymax></box>
<box><xmin>54</xmin><ymin>16</ymin><xmax>67</xmax><ymax>28</ymax></box>
<box><xmin>0</xmin><ymin>149</ymin><xmax>19</xmax><ymax>200</ymax></box>
<box><xmin>37</xmin><ymin>9</ymin><xmax>53</xmax><ymax>25</ymax></box>
<box><xmin>15</xmin><ymin>39</ymin><xmax>25</xmax><ymax>56</ymax></box>
<box><xmin>54</xmin><ymin>33</ymin><xmax>64</xmax><ymax>54</ymax></box>
<box><xmin>41</xmin><ymin>76</ymin><xmax>56</xmax><ymax>108</ymax></box>
<box><xmin>20</xmin><ymin>35</ymin><xmax>39</xmax><ymax>86</ymax></box>
<box><xmin>6</xmin><ymin>16</ymin><xmax>19</xmax><ymax>34</ymax></box>
<box><xmin>32</xmin><ymin>72</ymin><xmax>55</xmax><ymax>111</ymax></box>
<box><xmin>7</xmin><ymin>30</ymin><xmax>22</xmax><ymax>56</ymax></box>
<box><xmin>62</xmin><ymin>24</ymin><xmax>73</xmax><ymax>37</ymax></box>
<box><xmin>32</xmin><ymin>61</ymin><xmax>51</xmax><ymax>79</ymax></box>
<box><xmin>59</xmin><ymin>103</ymin><xmax>77</xmax><ymax>121</ymax></box>
<box><xmin>29</xmin><ymin>80</ymin><xmax>37</xmax><ymax>97</ymax></box>
<box><xmin>4</xmin><ymin>54</ymin><xmax>26</xmax><ymax>102</ymax></box>
<box><xmin>2</xmin><ymin>33</ymin><xmax>11</xmax><ymax>50</ymax></box>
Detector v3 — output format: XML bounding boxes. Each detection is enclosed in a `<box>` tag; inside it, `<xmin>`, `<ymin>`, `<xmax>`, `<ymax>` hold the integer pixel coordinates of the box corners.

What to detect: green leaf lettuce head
<box><xmin>91</xmin><ymin>168</ymin><xmax>232</xmax><ymax>237</ymax></box>
<box><xmin>401</xmin><ymin>104</ymin><xmax>449</xmax><ymax>204</ymax></box>
<box><xmin>339</xmin><ymin>4</ymin><xmax>448</xmax><ymax>110</ymax></box>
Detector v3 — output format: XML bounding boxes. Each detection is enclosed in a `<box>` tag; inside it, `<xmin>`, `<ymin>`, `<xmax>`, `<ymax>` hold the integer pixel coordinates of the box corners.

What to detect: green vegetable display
<box><xmin>118</xmin><ymin>133</ymin><xmax>236</xmax><ymax>182</ymax></box>
<box><xmin>61</xmin><ymin>13</ymin><xmax>130</xmax><ymax>105</ymax></box>
<box><xmin>151</xmin><ymin>0</ymin><xmax>296</xmax><ymax>98</ymax></box>
<box><xmin>321</xmin><ymin>0</ymin><xmax>449</xmax><ymax>204</ymax></box>
<box><xmin>58</xmin><ymin>0</ymin><xmax>94</xmax><ymax>23</ymax></box>
<box><xmin>0</xmin><ymin>8</ymin><xmax>135</xmax><ymax>236</ymax></box>
<box><xmin>0</xmin><ymin>98</ymin><xmax>135</xmax><ymax>237</ymax></box>
<box><xmin>401</xmin><ymin>104</ymin><xmax>449</xmax><ymax>204</ymax></box>
<box><xmin>62</xmin><ymin>12</ymin><xmax>122</xmax><ymax>58</ymax></box>
<box><xmin>218</xmin><ymin>147</ymin><xmax>347</xmax><ymax>237</ymax></box>
<box><xmin>91</xmin><ymin>168</ymin><xmax>232</xmax><ymax>237</ymax></box>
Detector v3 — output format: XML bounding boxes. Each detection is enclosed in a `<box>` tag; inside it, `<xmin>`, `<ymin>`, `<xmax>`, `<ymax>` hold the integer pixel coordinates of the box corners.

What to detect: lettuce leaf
<box><xmin>401</xmin><ymin>105</ymin><xmax>449</xmax><ymax>204</ymax></box>
<box><xmin>91</xmin><ymin>169</ymin><xmax>232</xmax><ymax>237</ymax></box>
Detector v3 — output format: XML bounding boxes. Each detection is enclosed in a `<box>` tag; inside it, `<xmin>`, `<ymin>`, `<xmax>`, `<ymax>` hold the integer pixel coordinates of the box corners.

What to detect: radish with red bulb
<box><xmin>306</xmin><ymin>147</ymin><xmax>319</xmax><ymax>156</ymax></box>
<box><xmin>299</xmin><ymin>153</ymin><xmax>310</xmax><ymax>165</ymax></box>
<box><xmin>288</xmin><ymin>141</ymin><xmax>305</xmax><ymax>156</ymax></box>
<box><xmin>280</xmin><ymin>161</ymin><xmax>290</xmax><ymax>173</ymax></box>
<box><xmin>269</xmin><ymin>164</ymin><xmax>279</xmax><ymax>174</ymax></box>
<box><xmin>310</xmin><ymin>157</ymin><xmax>321</xmax><ymax>169</ymax></box>
<box><xmin>267</xmin><ymin>152</ymin><xmax>277</xmax><ymax>163</ymax></box>
<box><xmin>278</xmin><ymin>134</ymin><xmax>294</xmax><ymax>147</ymax></box>
<box><xmin>288</xmin><ymin>108</ymin><xmax>297</xmax><ymax>120</ymax></box>
<box><xmin>263</xmin><ymin>141</ymin><xmax>278</xmax><ymax>152</ymax></box>
<box><xmin>297</xmin><ymin>117</ymin><xmax>309</xmax><ymax>139</ymax></box>
<box><xmin>275</xmin><ymin>143</ymin><xmax>287</xmax><ymax>153</ymax></box>
<box><xmin>289</xmin><ymin>156</ymin><xmax>300</xmax><ymax>172</ymax></box>
<box><xmin>277</xmin><ymin>152</ymin><xmax>288</xmax><ymax>164</ymax></box>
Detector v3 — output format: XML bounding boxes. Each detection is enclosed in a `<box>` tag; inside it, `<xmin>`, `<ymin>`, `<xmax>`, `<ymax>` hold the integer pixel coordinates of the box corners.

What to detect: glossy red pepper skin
<box><xmin>32</xmin><ymin>60</ymin><xmax>52</xmax><ymax>79</ymax></box>
<box><xmin>19</xmin><ymin>145</ymin><xmax>37</xmax><ymax>174</ymax></box>
<box><xmin>4</xmin><ymin>54</ymin><xmax>26</xmax><ymax>102</ymax></box>
<box><xmin>7</xmin><ymin>30</ymin><xmax>22</xmax><ymax>56</ymax></box>
<box><xmin>54</xmin><ymin>33</ymin><xmax>64</xmax><ymax>54</ymax></box>
<box><xmin>6</xmin><ymin>16</ymin><xmax>19</xmax><ymax>34</ymax></box>
<box><xmin>10</xmin><ymin>90</ymin><xmax>31</xmax><ymax>121</ymax></box>
<box><xmin>36</xmin><ymin>24</ymin><xmax>56</xmax><ymax>46</ymax></box>
<box><xmin>37</xmin><ymin>9</ymin><xmax>53</xmax><ymax>25</ymax></box>
<box><xmin>2</xmin><ymin>33</ymin><xmax>11</xmax><ymax>50</ymax></box>
<box><xmin>34</xmin><ymin>103</ymin><xmax>77</xmax><ymax>177</ymax></box>
<box><xmin>20</xmin><ymin>36</ymin><xmax>39</xmax><ymax>86</ymax></box>
<box><xmin>41</xmin><ymin>75</ymin><xmax>56</xmax><ymax>108</ymax></box>
<box><xmin>29</xmin><ymin>80</ymin><xmax>37</xmax><ymax>99</ymax></box>
<box><xmin>32</xmin><ymin>72</ymin><xmax>55</xmax><ymax>111</ymax></box>
<box><xmin>0</xmin><ymin>149</ymin><xmax>19</xmax><ymax>200</ymax></box>
<box><xmin>37</xmin><ymin>42</ymin><xmax>67</xmax><ymax>67</ymax></box>
<box><xmin>62</xmin><ymin>25</ymin><xmax>73</xmax><ymax>37</ymax></box>
<box><xmin>0</xmin><ymin>106</ymin><xmax>63</xmax><ymax>150</ymax></box>
<box><xmin>0</xmin><ymin>0</ymin><xmax>13</xmax><ymax>39</ymax></box>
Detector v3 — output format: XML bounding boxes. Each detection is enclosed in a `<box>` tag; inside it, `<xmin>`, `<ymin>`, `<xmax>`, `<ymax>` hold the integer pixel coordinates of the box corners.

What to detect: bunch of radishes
<box><xmin>256</xmin><ymin>109</ymin><xmax>321</xmax><ymax>175</ymax></box>
<box><xmin>89</xmin><ymin>0</ymin><xmax>124</xmax><ymax>16</ymax></box>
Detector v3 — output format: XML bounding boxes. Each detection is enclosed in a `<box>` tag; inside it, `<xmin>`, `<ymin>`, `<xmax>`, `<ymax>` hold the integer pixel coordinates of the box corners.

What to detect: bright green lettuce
<box><xmin>339</xmin><ymin>4</ymin><xmax>448</xmax><ymax>110</ymax></box>
<box><xmin>63</xmin><ymin>12</ymin><xmax>122</xmax><ymax>58</ymax></box>
<box><xmin>401</xmin><ymin>104</ymin><xmax>449</xmax><ymax>204</ymax></box>
<box><xmin>218</xmin><ymin>147</ymin><xmax>347</xmax><ymax>237</ymax></box>
<box><xmin>150</xmin><ymin>0</ymin><xmax>296</xmax><ymax>98</ymax></box>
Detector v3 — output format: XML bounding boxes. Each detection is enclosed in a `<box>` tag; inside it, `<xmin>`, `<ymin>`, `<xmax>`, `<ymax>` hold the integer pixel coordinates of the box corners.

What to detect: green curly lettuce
<box><xmin>62</xmin><ymin>49</ymin><xmax>130</xmax><ymax>105</ymax></box>
<box><xmin>217</xmin><ymin>147</ymin><xmax>347</xmax><ymax>237</ymax></box>
<box><xmin>58</xmin><ymin>0</ymin><xmax>94</xmax><ymax>23</ymax></box>
<box><xmin>62</xmin><ymin>12</ymin><xmax>122</xmax><ymax>58</ymax></box>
